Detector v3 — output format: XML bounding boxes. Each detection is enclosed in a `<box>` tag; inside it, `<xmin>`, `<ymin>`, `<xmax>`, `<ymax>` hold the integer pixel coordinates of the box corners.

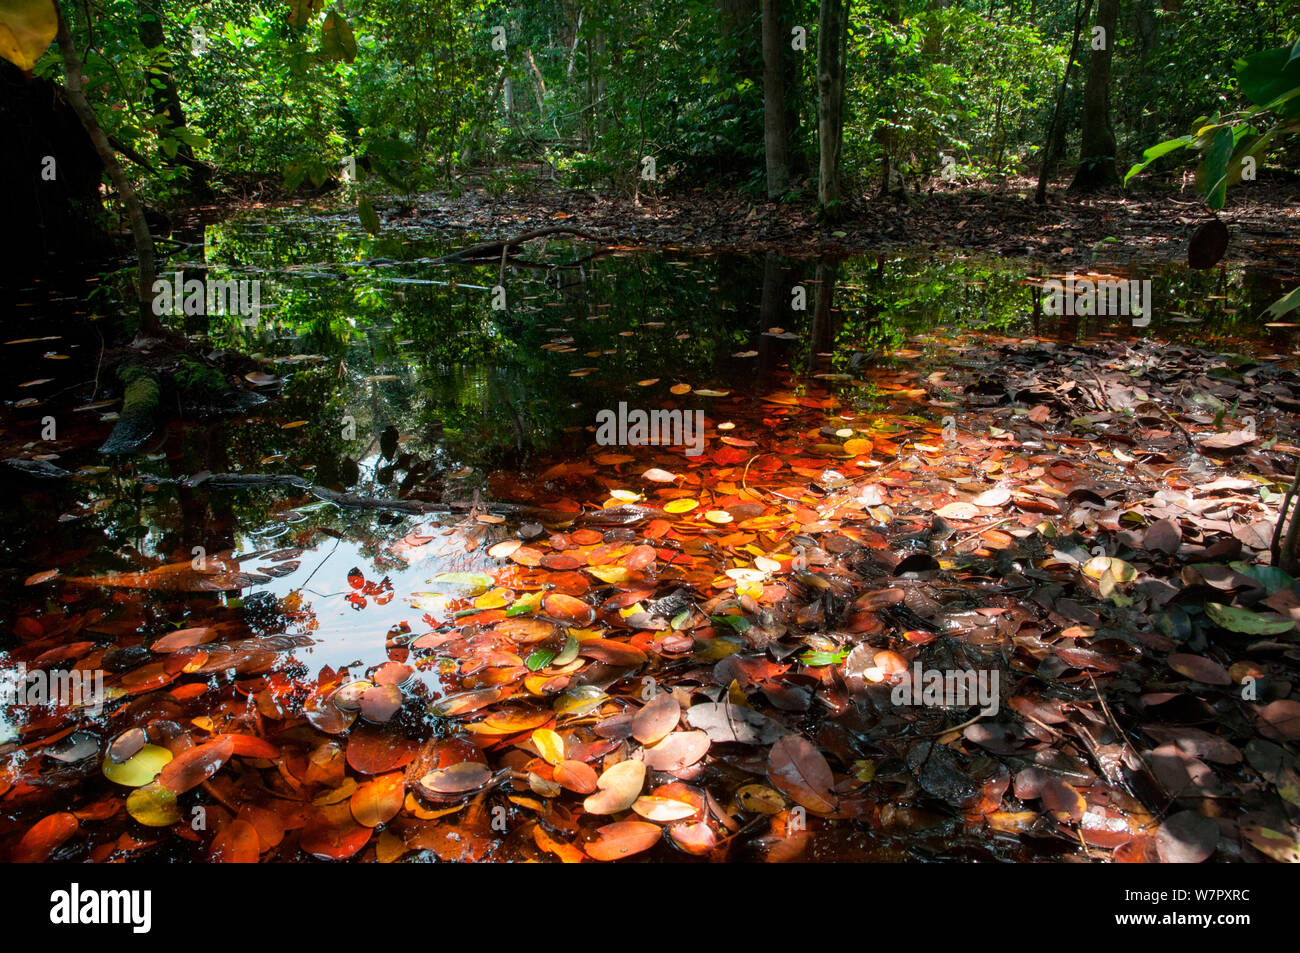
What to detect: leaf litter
<box><xmin>3</xmin><ymin>332</ymin><xmax>1300</xmax><ymax>863</ymax></box>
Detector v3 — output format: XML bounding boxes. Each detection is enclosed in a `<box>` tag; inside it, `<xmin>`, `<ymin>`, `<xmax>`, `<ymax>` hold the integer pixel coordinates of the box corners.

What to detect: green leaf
<box><xmin>1198</xmin><ymin>126</ymin><xmax>1235</xmax><ymax>210</ymax></box>
<box><xmin>1264</xmin><ymin>285</ymin><xmax>1300</xmax><ymax>321</ymax></box>
<box><xmin>1205</xmin><ymin>602</ymin><xmax>1296</xmax><ymax>635</ymax></box>
<box><xmin>1229</xmin><ymin>562</ymin><xmax>1295</xmax><ymax>594</ymax></box>
<box><xmin>800</xmin><ymin>648</ymin><xmax>848</xmax><ymax>667</ymax></box>
<box><xmin>429</xmin><ymin>570</ymin><xmax>491</xmax><ymax>593</ymax></box>
<box><xmin>553</xmin><ymin>632</ymin><xmax>579</xmax><ymax>666</ymax></box>
<box><xmin>525</xmin><ymin>647</ymin><xmax>555</xmax><ymax>671</ymax></box>
<box><xmin>1122</xmin><ymin>136</ymin><xmax>1192</xmax><ymax>186</ymax></box>
<box><xmin>710</xmin><ymin>613</ymin><xmax>750</xmax><ymax>633</ymax></box>
<box><xmin>1236</xmin><ymin>46</ymin><xmax>1300</xmax><ymax>119</ymax></box>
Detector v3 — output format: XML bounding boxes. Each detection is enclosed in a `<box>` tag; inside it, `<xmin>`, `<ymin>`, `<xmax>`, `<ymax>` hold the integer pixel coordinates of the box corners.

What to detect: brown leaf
<box><xmin>630</xmin><ymin>692</ymin><xmax>680</xmax><ymax>745</ymax></box>
<box><xmin>1143</xmin><ymin>518</ymin><xmax>1182</xmax><ymax>555</ymax></box>
<box><xmin>158</xmin><ymin>737</ymin><xmax>235</xmax><ymax>793</ymax></box>
<box><xmin>767</xmin><ymin>734</ymin><xmax>836</xmax><ymax>814</ymax></box>
<box><xmin>642</xmin><ymin>730</ymin><xmax>710</xmax><ymax>772</ymax></box>
<box><xmin>1155</xmin><ymin>810</ymin><xmax>1218</xmax><ymax>863</ymax></box>
<box><xmin>1167</xmin><ymin>653</ymin><xmax>1231</xmax><ymax>686</ymax></box>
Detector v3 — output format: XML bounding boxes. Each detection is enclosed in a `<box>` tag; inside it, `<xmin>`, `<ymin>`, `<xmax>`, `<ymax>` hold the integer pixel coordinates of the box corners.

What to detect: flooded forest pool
<box><xmin>2</xmin><ymin>204</ymin><xmax>1298</xmax><ymax>863</ymax></box>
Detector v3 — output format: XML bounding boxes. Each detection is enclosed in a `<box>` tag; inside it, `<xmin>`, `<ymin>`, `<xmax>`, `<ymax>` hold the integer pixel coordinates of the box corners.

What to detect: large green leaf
<box><xmin>1205</xmin><ymin>602</ymin><xmax>1296</xmax><ymax>635</ymax></box>
<box><xmin>1236</xmin><ymin>46</ymin><xmax>1300</xmax><ymax>119</ymax></box>
<box><xmin>1196</xmin><ymin>126</ymin><xmax>1236</xmax><ymax>210</ymax></box>
<box><xmin>1122</xmin><ymin>136</ymin><xmax>1193</xmax><ymax>186</ymax></box>
<box><xmin>0</xmin><ymin>0</ymin><xmax>56</xmax><ymax>71</ymax></box>
<box><xmin>1264</xmin><ymin>285</ymin><xmax>1300</xmax><ymax>321</ymax></box>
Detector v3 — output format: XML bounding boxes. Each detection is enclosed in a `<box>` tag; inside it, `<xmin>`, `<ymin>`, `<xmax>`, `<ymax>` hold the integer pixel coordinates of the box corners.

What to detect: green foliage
<box><xmin>846</xmin><ymin>3</ymin><xmax>1064</xmax><ymax>187</ymax></box>
<box><xmin>173</xmin><ymin>358</ymin><xmax>226</xmax><ymax>395</ymax></box>
<box><xmin>1125</xmin><ymin>43</ymin><xmax>1300</xmax><ymax>210</ymax></box>
<box><xmin>25</xmin><ymin>0</ymin><xmax>1300</xmax><ymax>210</ymax></box>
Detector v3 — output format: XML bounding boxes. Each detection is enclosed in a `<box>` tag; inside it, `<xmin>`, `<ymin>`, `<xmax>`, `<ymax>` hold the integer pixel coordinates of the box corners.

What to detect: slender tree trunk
<box><xmin>56</xmin><ymin>4</ymin><xmax>160</xmax><ymax>335</ymax></box>
<box><xmin>1034</xmin><ymin>0</ymin><xmax>1092</xmax><ymax>203</ymax></box>
<box><xmin>594</xmin><ymin>31</ymin><xmax>608</xmax><ymax>138</ymax></box>
<box><xmin>1070</xmin><ymin>0</ymin><xmax>1120</xmax><ymax>191</ymax></box>
<box><xmin>524</xmin><ymin>49</ymin><xmax>547</xmax><ymax>115</ymax></box>
<box><xmin>761</xmin><ymin>0</ymin><xmax>790</xmax><ymax>198</ymax></box>
<box><xmin>817</xmin><ymin>0</ymin><xmax>850</xmax><ymax>210</ymax></box>
<box><xmin>134</xmin><ymin>0</ymin><xmax>210</xmax><ymax>199</ymax></box>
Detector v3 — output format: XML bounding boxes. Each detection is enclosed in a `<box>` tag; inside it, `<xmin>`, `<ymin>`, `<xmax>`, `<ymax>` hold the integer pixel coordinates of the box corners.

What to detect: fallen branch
<box><xmin>191</xmin><ymin>473</ymin><xmax>663</xmax><ymax>525</ymax></box>
<box><xmin>435</xmin><ymin>226</ymin><xmax>608</xmax><ymax>263</ymax></box>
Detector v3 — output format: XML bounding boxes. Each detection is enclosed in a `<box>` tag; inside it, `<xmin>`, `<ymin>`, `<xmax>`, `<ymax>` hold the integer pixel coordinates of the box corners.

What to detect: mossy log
<box><xmin>99</xmin><ymin>371</ymin><xmax>160</xmax><ymax>454</ymax></box>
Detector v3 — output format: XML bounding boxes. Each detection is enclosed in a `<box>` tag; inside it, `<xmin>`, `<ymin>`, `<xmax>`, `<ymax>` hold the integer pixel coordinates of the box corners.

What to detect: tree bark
<box><xmin>1070</xmin><ymin>0</ymin><xmax>1120</xmax><ymax>191</ymax></box>
<box><xmin>761</xmin><ymin>0</ymin><xmax>790</xmax><ymax>198</ymax></box>
<box><xmin>134</xmin><ymin>0</ymin><xmax>210</xmax><ymax>199</ymax></box>
<box><xmin>56</xmin><ymin>4</ymin><xmax>160</xmax><ymax>335</ymax></box>
<box><xmin>1034</xmin><ymin>0</ymin><xmax>1091</xmax><ymax>203</ymax></box>
<box><xmin>816</xmin><ymin>0</ymin><xmax>850</xmax><ymax>210</ymax></box>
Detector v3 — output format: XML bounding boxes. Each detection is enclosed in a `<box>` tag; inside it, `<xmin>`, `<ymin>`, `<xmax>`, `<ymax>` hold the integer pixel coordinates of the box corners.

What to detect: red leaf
<box><xmin>585</xmin><ymin>821</ymin><xmax>662</xmax><ymax>861</ymax></box>
<box><xmin>210</xmin><ymin>819</ymin><xmax>261</xmax><ymax>863</ymax></box>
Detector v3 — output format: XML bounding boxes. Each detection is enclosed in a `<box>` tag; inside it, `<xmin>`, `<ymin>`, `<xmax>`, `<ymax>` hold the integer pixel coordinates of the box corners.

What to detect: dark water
<box><xmin>0</xmin><ymin>205</ymin><xmax>1293</xmax><ymax>861</ymax></box>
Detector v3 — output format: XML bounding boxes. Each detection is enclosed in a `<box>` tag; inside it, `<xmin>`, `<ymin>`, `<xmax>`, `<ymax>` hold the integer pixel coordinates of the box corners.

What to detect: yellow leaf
<box><xmin>531</xmin><ymin>728</ymin><xmax>566</xmax><ymax>765</ymax></box>
<box><xmin>102</xmin><ymin>744</ymin><xmax>173</xmax><ymax>788</ymax></box>
<box><xmin>0</xmin><ymin>0</ymin><xmax>56</xmax><ymax>72</ymax></box>
<box><xmin>126</xmin><ymin>782</ymin><xmax>180</xmax><ymax>827</ymax></box>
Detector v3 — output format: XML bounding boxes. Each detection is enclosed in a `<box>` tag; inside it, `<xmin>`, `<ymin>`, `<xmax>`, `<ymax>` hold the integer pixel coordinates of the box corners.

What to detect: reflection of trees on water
<box><xmin>191</xmin><ymin>211</ymin><xmax>1296</xmax><ymax>480</ymax></box>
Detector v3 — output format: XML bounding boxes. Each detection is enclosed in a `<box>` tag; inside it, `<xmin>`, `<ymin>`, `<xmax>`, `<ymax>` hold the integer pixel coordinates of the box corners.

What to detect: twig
<box><xmin>1087</xmin><ymin>673</ymin><xmax>1167</xmax><ymax>802</ymax></box>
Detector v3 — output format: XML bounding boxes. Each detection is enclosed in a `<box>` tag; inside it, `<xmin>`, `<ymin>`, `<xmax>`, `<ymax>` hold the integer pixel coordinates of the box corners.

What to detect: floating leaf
<box><xmin>126</xmin><ymin>782</ymin><xmax>180</xmax><ymax>827</ymax></box>
<box><xmin>531</xmin><ymin>728</ymin><xmax>566</xmax><ymax>765</ymax></box>
<box><xmin>350</xmin><ymin>773</ymin><xmax>405</xmax><ymax>827</ymax></box>
<box><xmin>631</xmin><ymin>692</ymin><xmax>681</xmax><ymax>745</ymax></box>
<box><xmin>643</xmin><ymin>730</ymin><xmax>710</xmax><ymax>772</ymax></box>
<box><xmin>583</xmin><ymin>759</ymin><xmax>645</xmax><ymax>815</ymax></box>
<box><xmin>210</xmin><ymin>819</ymin><xmax>261</xmax><ymax>863</ymax></box>
<box><xmin>11</xmin><ymin>812</ymin><xmax>77</xmax><ymax>862</ymax></box>
<box><xmin>585</xmin><ymin>821</ymin><xmax>661</xmax><ymax>861</ymax></box>
<box><xmin>767</xmin><ymin>734</ymin><xmax>836</xmax><ymax>814</ymax></box>
<box><xmin>102</xmin><ymin>744</ymin><xmax>173</xmax><ymax>788</ymax></box>
<box><xmin>158</xmin><ymin>737</ymin><xmax>235</xmax><ymax>793</ymax></box>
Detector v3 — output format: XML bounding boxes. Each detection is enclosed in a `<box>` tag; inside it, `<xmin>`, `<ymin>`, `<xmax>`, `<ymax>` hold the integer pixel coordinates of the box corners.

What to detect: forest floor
<box><xmin>351</xmin><ymin>169</ymin><xmax>1300</xmax><ymax>266</ymax></box>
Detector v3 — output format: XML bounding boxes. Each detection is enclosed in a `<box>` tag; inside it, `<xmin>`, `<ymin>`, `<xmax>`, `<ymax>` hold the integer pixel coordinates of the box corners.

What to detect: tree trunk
<box><xmin>761</xmin><ymin>0</ymin><xmax>789</xmax><ymax>198</ymax></box>
<box><xmin>594</xmin><ymin>31</ymin><xmax>608</xmax><ymax>138</ymax></box>
<box><xmin>810</xmin><ymin>257</ymin><xmax>839</xmax><ymax>359</ymax></box>
<box><xmin>1034</xmin><ymin>0</ymin><xmax>1091</xmax><ymax>203</ymax></box>
<box><xmin>816</xmin><ymin>0</ymin><xmax>850</xmax><ymax>210</ymax></box>
<box><xmin>56</xmin><ymin>4</ymin><xmax>160</xmax><ymax>335</ymax></box>
<box><xmin>134</xmin><ymin>0</ymin><xmax>210</xmax><ymax>199</ymax></box>
<box><xmin>1070</xmin><ymin>0</ymin><xmax>1120</xmax><ymax>191</ymax></box>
